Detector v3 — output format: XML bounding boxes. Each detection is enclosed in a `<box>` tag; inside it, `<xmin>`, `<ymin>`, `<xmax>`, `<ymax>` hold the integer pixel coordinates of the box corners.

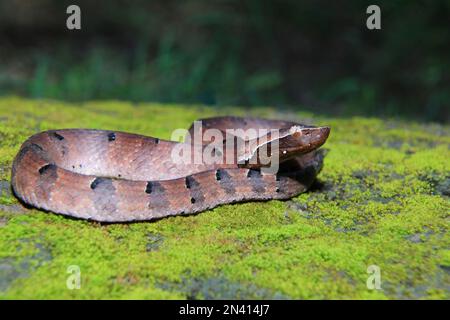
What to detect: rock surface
<box><xmin>0</xmin><ymin>97</ymin><xmax>448</xmax><ymax>299</ymax></box>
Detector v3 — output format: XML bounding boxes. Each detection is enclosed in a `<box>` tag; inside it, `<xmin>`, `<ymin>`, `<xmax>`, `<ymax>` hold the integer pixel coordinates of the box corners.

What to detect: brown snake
<box><xmin>11</xmin><ymin>116</ymin><xmax>330</xmax><ymax>222</ymax></box>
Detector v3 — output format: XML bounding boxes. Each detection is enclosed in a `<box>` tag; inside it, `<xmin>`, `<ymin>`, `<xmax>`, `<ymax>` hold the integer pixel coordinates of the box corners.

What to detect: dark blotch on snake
<box><xmin>247</xmin><ymin>169</ymin><xmax>265</xmax><ymax>193</ymax></box>
<box><xmin>185</xmin><ymin>176</ymin><xmax>192</xmax><ymax>189</ymax></box>
<box><xmin>185</xmin><ymin>176</ymin><xmax>204</xmax><ymax>204</ymax></box>
<box><xmin>52</xmin><ymin>132</ymin><xmax>64</xmax><ymax>141</ymax></box>
<box><xmin>247</xmin><ymin>169</ymin><xmax>262</xmax><ymax>178</ymax></box>
<box><xmin>89</xmin><ymin>177</ymin><xmax>116</xmax><ymax>214</ymax></box>
<box><xmin>145</xmin><ymin>181</ymin><xmax>165</xmax><ymax>195</ymax></box>
<box><xmin>146</xmin><ymin>181</ymin><xmax>169</xmax><ymax>210</ymax></box>
<box><xmin>185</xmin><ymin>176</ymin><xmax>200</xmax><ymax>190</ymax></box>
<box><xmin>12</xmin><ymin>143</ymin><xmax>44</xmax><ymax>166</ymax></box>
<box><xmin>35</xmin><ymin>163</ymin><xmax>58</xmax><ymax>202</ymax></box>
<box><xmin>31</xmin><ymin>143</ymin><xmax>44</xmax><ymax>151</ymax></box>
<box><xmin>90</xmin><ymin>177</ymin><xmax>108</xmax><ymax>190</ymax></box>
<box><xmin>215</xmin><ymin>169</ymin><xmax>222</xmax><ymax>181</ymax></box>
<box><xmin>108</xmin><ymin>132</ymin><xmax>116</xmax><ymax>141</ymax></box>
<box><xmin>217</xmin><ymin>169</ymin><xmax>236</xmax><ymax>195</ymax></box>
<box><xmin>145</xmin><ymin>181</ymin><xmax>153</xmax><ymax>194</ymax></box>
<box><xmin>39</xmin><ymin>164</ymin><xmax>56</xmax><ymax>175</ymax></box>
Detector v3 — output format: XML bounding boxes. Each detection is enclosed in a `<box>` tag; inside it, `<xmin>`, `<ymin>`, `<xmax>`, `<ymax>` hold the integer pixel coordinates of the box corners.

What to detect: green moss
<box><xmin>0</xmin><ymin>97</ymin><xmax>448</xmax><ymax>299</ymax></box>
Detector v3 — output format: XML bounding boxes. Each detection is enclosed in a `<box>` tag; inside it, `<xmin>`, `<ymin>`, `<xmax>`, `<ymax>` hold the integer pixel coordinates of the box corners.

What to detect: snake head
<box><xmin>278</xmin><ymin>125</ymin><xmax>331</xmax><ymax>159</ymax></box>
<box><xmin>241</xmin><ymin>125</ymin><xmax>331</xmax><ymax>168</ymax></box>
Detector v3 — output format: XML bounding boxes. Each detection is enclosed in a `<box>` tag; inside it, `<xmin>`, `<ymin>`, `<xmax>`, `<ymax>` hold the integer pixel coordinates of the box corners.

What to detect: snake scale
<box><xmin>11</xmin><ymin>116</ymin><xmax>330</xmax><ymax>222</ymax></box>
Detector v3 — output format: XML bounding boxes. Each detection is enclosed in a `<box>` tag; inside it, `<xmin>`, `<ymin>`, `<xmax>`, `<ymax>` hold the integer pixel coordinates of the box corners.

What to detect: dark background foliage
<box><xmin>0</xmin><ymin>0</ymin><xmax>448</xmax><ymax>122</ymax></box>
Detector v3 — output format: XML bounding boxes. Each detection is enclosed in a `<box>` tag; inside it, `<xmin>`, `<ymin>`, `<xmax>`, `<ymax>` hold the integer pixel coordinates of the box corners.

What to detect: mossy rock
<box><xmin>0</xmin><ymin>97</ymin><xmax>448</xmax><ymax>299</ymax></box>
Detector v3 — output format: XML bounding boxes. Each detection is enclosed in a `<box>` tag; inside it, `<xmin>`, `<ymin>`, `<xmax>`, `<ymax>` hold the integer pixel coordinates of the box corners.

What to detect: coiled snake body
<box><xmin>11</xmin><ymin>117</ymin><xmax>330</xmax><ymax>222</ymax></box>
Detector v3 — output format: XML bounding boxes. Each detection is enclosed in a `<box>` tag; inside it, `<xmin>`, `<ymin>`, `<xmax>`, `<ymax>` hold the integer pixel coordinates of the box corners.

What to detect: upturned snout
<box><xmin>277</xmin><ymin>125</ymin><xmax>330</xmax><ymax>158</ymax></box>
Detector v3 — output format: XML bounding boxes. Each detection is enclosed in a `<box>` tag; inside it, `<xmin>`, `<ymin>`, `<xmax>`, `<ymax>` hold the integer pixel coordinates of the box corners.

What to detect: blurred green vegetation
<box><xmin>0</xmin><ymin>0</ymin><xmax>449</xmax><ymax>122</ymax></box>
